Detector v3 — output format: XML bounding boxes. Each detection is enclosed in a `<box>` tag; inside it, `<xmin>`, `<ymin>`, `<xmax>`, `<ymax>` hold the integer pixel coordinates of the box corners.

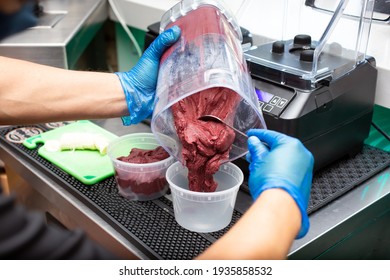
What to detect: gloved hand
<box><xmin>246</xmin><ymin>129</ymin><xmax>314</xmax><ymax>239</ymax></box>
<box><xmin>115</xmin><ymin>26</ymin><xmax>181</xmax><ymax>125</ymax></box>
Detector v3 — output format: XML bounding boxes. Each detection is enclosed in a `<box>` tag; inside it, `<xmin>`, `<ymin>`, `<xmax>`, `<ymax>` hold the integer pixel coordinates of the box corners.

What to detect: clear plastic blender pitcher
<box><xmin>151</xmin><ymin>0</ymin><xmax>266</xmax><ymax>163</ymax></box>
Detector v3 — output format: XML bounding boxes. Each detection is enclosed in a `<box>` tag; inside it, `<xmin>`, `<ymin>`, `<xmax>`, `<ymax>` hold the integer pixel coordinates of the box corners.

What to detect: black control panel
<box><xmin>253</xmin><ymin>80</ymin><xmax>296</xmax><ymax>117</ymax></box>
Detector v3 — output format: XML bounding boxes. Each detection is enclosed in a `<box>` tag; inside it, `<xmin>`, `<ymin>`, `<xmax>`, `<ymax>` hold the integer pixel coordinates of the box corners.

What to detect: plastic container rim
<box><xmin>166</xmin><ymin>161</ymin><xmax>244</xmax><ymax>197</ymax></box>
<box><xmin>107</xmin><ymin>133</ymin><xmax>174</xmax><ymax>168</ymax></box>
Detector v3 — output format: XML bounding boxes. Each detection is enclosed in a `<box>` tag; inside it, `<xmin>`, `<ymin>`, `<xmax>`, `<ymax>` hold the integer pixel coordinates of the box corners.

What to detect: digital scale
<box><xmin>244</xmin><ymin>0</ymin><xmax>378</xmax><ymax>170</ymax></box>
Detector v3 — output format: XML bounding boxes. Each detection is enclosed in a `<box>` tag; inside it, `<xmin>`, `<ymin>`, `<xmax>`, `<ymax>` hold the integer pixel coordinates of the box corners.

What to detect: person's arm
<box><xmin>0</xmin><ymin>57</ymin><xmax>126</xmax><ymax>125</ymax></box>
<box><xmin>0</xmin><ymin>25</ymin><xmax>181</xmax><ymax>126</ymax></box>
<box><xmin>0</xmin><ymin>27</ymin><xmax>181</xmax><ymax>259</ymax></box>
<box><xmin>196</xmin><ymin>189</ymin><xmax>300</xmax><ymax>259</ymax></box>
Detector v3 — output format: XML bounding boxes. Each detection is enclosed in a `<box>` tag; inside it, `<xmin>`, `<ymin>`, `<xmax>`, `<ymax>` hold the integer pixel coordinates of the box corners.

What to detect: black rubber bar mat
<box><xmin>307</xmin><ymin>145</ymin><xmax>390</xmax><ymax>213</ymax></box>
<box><xmin>1</xmin><ymin>124</ymin><xmax>389</xmax><ymax>259</ymax></box>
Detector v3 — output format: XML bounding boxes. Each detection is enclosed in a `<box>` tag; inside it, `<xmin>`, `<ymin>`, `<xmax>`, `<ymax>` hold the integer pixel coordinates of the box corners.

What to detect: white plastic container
<box><xmin>107</xmin><ymin>133</ymin><xmax>176</xmax><ymax>201</ymax></box>
<box><xmin>166</xmin><ymin>161</ymin><xmax>243</xmax><ymax>232</ymax></box>
<box><xmin>152</xmin><ymin>0</ymin><xmax>266</xmax><ymax>164</ymax></box>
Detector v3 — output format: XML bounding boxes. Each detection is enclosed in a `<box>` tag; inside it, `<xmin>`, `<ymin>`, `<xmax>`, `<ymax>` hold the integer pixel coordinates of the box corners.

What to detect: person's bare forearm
<box><xmin>0</xmin><ymin>56</ymin><xmax>128</xmax><ymax>125</ymax></box>
<box><xmin>196</xmin><ymin>189</ymin><xmax>301</xmax><ymax>259</ymax></box>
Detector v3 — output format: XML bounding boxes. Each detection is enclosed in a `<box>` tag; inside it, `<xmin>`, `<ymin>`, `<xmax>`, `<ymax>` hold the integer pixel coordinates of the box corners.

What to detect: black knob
<box><xmin>272</xmin><ymin>41</ymin><xmax>285</xmax><ymax>54</ymax></box>
<box><xmin>300</xmin><ymin>50</ymin><xmax>314</xmax><ymax>62</ymax></box>
<box><xmin>294</xmin><ymin>34</ymin><xmax>311</xmax><ymax>45</ymax></box>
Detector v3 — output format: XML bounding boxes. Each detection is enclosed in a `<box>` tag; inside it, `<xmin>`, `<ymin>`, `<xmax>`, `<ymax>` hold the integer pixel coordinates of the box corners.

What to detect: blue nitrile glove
<box><xmin>246</xmin><ymin>129</ymin><xmax>314</xmax><ymax>239</ymax></box>
<box><xmin>115</xmin><ymin>26</ymin><xmax>181</xmax><ymax>125</ymax></box>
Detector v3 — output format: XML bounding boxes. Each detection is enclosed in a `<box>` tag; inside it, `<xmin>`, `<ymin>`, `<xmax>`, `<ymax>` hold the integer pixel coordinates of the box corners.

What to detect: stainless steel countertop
<box><xmin>0</xmin><ymin>0</ymin><xmax>103</xmax><ymax>45</ymax></box>
<box><xmin>0</xmin><ymin>0</ymin><xmax>107</xmax><ymax>68</ymax></box>
<box><xmin>1</xmin><ymin>118</ymin><xmax>389</xmax><ymax>259</ymax></box>
<box><xmin>289</xmin><ymin>166</ymin><xmax>390</xmax><ymax>258</ymax></box>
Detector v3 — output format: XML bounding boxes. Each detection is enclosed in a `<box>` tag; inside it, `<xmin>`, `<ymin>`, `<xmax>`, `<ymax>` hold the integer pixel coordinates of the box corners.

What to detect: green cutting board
<box><xmin>23</xmin><ymin>120</ymin><xmax>118</xmax><ymax>185</ymax></box>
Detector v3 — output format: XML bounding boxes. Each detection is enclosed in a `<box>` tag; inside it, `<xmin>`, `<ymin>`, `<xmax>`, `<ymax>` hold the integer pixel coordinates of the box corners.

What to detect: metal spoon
<box><xmin>198</xmin><ymin>115</ymin><xmax>248</xmax><ymax>139</ymax></box>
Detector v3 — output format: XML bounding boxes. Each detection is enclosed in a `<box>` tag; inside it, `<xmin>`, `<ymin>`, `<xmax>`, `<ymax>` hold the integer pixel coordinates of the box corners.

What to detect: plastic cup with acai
<box><xmin>107</xmin><ymin>133</ymin><xmax>177</xmax><ymax>201</ymax></box>
<box><xmin>166</xmin><ymin>161</ymin><xmax>244</xmax><ymax>232</ymax></box>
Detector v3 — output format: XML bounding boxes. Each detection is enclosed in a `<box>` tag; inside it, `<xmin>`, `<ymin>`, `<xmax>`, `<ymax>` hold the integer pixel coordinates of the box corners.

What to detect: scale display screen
<box><xmin>255</xmin><ymin>88</ymin><xmax>274</xmax><ymax>103</ymax></box>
